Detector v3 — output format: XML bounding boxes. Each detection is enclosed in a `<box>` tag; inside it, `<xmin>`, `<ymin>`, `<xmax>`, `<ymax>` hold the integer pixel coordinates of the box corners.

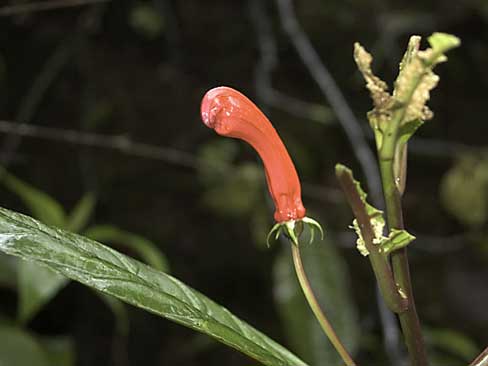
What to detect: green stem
<box><xmin>379</xmin><ymin>156</ymin><xmax>428</xmax><ymax>366</ymax></box>
<box><xmin>291</xmin><ymin>243</ymin><xmax>357</xmax><ymax>366</ymax></box>
<box><xmin>335</xmin><ymin>164</ymin><xmax>408</xmax><ymax>313</ymax></box>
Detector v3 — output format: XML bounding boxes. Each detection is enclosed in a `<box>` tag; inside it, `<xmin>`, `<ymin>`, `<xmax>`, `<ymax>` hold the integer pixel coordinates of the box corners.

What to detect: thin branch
<box><xmin>0</xmin><ymin>120</ymin><xmax>197</xmax><ymax>168</ymax></box>
<box><xmin>260</xmin><ymin>87</ymin><xmax>334</xmax><ymax>125</ymax></box>
<box><xmin>262</xmin><ymin>92</ymin><xmax>474</xmax><ymax>158</ymax></box>
<box><xmin>0</xmin><ymin>0</ymin><xmax>110</xmax><ymax>16</ymax></box>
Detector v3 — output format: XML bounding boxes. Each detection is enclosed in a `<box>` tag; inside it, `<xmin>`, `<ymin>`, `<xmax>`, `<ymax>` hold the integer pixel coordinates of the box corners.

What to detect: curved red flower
<box><xmin>200</xmin><ymin>86</ymin><xmax>306</xmax><ymax>223</ymax></box>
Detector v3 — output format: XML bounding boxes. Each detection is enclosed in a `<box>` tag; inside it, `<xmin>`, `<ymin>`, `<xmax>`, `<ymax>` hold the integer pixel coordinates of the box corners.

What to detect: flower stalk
<box><xmin>291</xmin><ymin>238</ymin><xmax>356</xmax><ymax>366</ymax></box>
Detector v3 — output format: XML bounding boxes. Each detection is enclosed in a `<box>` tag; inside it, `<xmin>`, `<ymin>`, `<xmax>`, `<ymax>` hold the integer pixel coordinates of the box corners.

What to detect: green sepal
<box><xmin>284</xmin><ymin>221</ymin><xmax>299</xmax><ymax>246</ymax></box>
<box><xmin>301</xmin><ymin>216</ymin><xmax>324</xmax><ymax>245</ymax></box>
<box><xmin>266</xmin><ymin>217</ymin><xmax>325</xmax><ymax>247</ymax></box>
<box><xmin>267</xmin><ymin>222</ymin><xmax>283</xmax><ymax>248</ymax></box>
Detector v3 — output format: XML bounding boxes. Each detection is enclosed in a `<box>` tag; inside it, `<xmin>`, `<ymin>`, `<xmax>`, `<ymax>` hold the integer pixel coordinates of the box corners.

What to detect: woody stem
<box><xmin>291</xmin><ymin>242</ymin><xmax>357</xmax><ymax>366</ymax></box>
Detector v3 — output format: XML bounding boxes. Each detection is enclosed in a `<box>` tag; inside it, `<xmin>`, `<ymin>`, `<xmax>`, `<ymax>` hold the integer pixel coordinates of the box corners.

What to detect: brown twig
<box><xmin>0</xmin><ymin>120</ymin><xmax>197</xmax><ymax>168</ymax></box>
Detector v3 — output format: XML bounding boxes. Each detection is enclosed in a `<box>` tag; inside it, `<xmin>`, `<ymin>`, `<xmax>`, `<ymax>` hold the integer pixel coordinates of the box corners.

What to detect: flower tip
<box><xmin>200</xmin><ymin>86</ymin><xmax>235</xmax><ymax>129</ymax></box>
<box><xmin>200</xmin><ymin>91</ymin><xmax>216</xmax><ymax>129</ymax></box>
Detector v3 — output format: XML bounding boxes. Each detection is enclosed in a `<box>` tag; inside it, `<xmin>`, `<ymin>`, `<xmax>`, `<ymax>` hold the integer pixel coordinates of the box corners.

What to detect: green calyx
<box><xmin>266</xmin><ymin>217</ymin><xmax>324</xmax><ymax>247</ymax></box>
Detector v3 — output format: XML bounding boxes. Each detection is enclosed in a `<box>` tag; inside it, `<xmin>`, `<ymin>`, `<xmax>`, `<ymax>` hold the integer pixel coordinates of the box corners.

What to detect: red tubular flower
<box><xmin>200</xmin><ymin>86</ymin><xmax>306</xmax><ymax>223</ymax></box>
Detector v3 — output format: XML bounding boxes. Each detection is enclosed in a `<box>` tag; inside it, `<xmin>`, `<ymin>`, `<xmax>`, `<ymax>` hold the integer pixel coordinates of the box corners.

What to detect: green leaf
<box><xmin>335</xmin><ymin>164</ymin><xmax>382</xmax><ymax>218</ymax></box>
<box><xmin>273</xmin><ymin>231</ymin><xmax>359</xmax><ymax>366</ymax></box>
<box><xmin>85</xmin><ymin>225</ymin><xmax>169</xmax><ymax>272</ymax></box>
<box><xmin>0</xmin><ymin>206</ymin><xmax>307</xmax><ymax>366</ymax></box>
<box><xmin>380</xmin><ymin>229</ymin><xmax>416</xmax><ymax>255</ymax></box>
<box><xmin>0</xmin><ymin>168</ymin><xmax>66</xmax><ymax>227</ymax></box>
<box><xmin>398</xmin><ymin>35</ymin><xmax>421</xmax><ymax>73</ymax></box>
<box><xmin>0</xmin><ymin>324</ymin><xmax>50</xmax><ymax>366</ymax></box>
<box><xmin>396</xmin><ymin>119</ymin><xmax>424</xmax><ymax>149</ymax></box>
<box><xmin>0</xmin><ymin>170</ymin><xmax>70</xmax><ymax>323</ymax></box>
<box><xmin>394</xmin><ymin>119</ymin><xmax>424</xmax><ymax>192</ymax></box>
<box><xmin>353</xmin><ymin>43</ymin><xmax>391</xmax><ymax>110</ymax></box>
<box><xmin>355</xmin><ymin>33</ymin><xmax>460</xmax><ymax>152</ymax></box>
<box><xmin>66</xmin><ymin>193</ymin><xmax>96</xmax><ymax>233</ymax></box>
<box><xmin>427</xmin><ymin>33</ymin><xmax>461</xmax><ymax>56</ymax></box>
<box><xmin>335</xmin><ymin>164</ymin><xmax>415</xmax><ymax>256</ymax></box>
<box><xmin>18</xmin><ymin>261</ymin><xmax>68</xmax><ymax>324</ymax></box>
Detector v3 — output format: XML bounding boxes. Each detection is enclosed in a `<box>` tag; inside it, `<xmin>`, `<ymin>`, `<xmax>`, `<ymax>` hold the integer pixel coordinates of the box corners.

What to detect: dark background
<box><xmin>0</xmin><ymin>1</ymin><xmax>487</xmax><ymax>365</ymax></box>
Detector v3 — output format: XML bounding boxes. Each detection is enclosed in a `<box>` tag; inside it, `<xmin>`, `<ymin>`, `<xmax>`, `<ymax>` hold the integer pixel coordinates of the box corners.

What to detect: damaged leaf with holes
<box><xmin>342</xmin><ymin>165</ymin><xmax>416</xmax><ymax>256</ymax></box>
<box><xmin>354</xmin><ymin>33</ymin><xmax>460</xmax><ymax>148</ymax></box>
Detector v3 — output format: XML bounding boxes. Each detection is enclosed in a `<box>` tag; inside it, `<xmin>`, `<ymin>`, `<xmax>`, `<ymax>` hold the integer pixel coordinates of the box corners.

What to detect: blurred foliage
<box><xmin>425</xmin><ymin>327</ymin><xmax>478</xmax><ymax>365</ymax></box>
<box><xmin>129</xmin><ymin>3</ymin><xmax>165</xmax><ymax>39</ymax></box>
<box><xmin>440</xmin><ymin>154</ymin><xmax>488</xmax><ymax>228</ymax></box>
<box><xmin>17</xmin><ymin>260</ymin><xmax>68</xmax><ymax>325</ymax></box>
<box><xmin>197</xmin><ymin>139</ymin><xmax>271</xmax><ymax>248</ymax></box>
<box><xmin>0</xmin><ymin>324</ymin><xmax>51</xmax><ymax>366</ymax></box>
<box><xmin>66</xmin><ymin>193</ymin><xmax>96</xmax><ymax>232</ymax></box>
<box><xmin>40</xmin><ymin>336</ymin><xmax>75</xmax><ymax>366</ymax></box>
<box><xmin>0</xmin><ymin>167</ymin><xmax>66</xmax><ymax>227</ymax></box>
